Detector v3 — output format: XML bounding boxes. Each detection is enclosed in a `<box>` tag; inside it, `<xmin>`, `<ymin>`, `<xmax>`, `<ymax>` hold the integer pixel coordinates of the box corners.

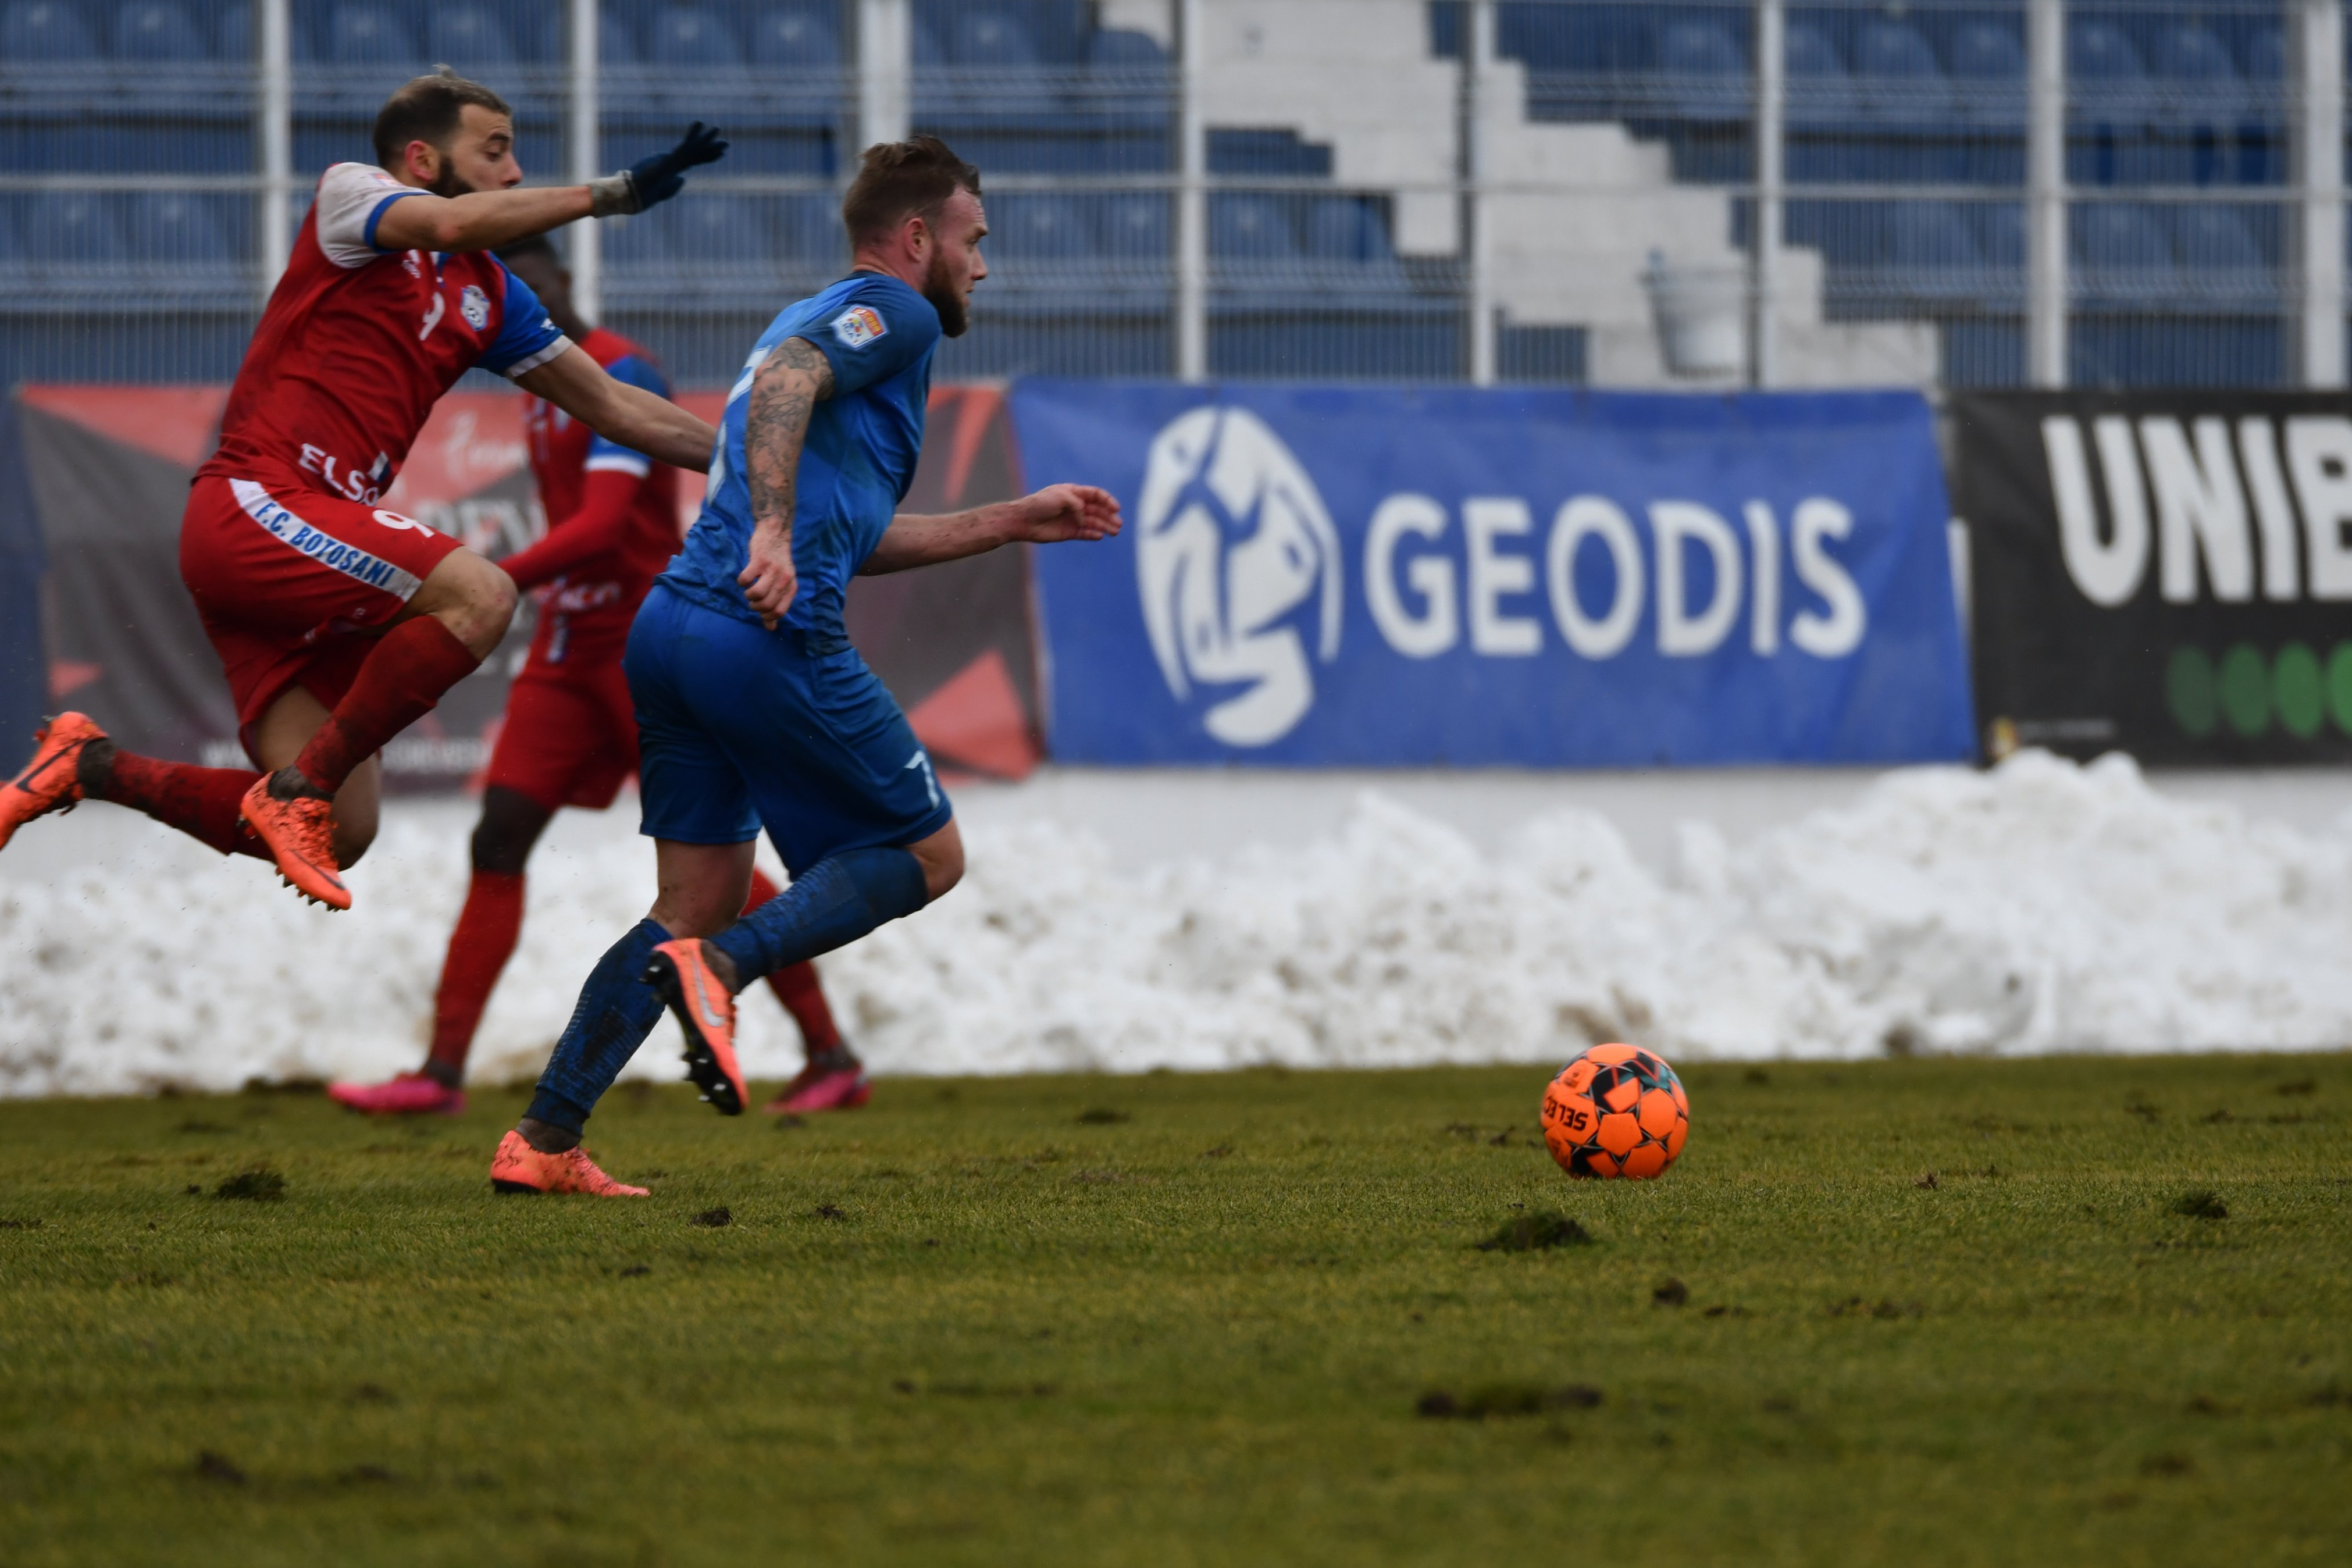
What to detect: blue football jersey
<box><xmin>660</xmin><ymin>272</ymin><xmax>940</xmax><ymax>638</ymax></box>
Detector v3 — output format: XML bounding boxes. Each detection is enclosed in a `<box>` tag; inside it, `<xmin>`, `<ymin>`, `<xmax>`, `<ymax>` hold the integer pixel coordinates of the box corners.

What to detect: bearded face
<box><xmin>923</xmin><ymin>241</ymin><xmax>969</xmax><ymax>338</ymax></box>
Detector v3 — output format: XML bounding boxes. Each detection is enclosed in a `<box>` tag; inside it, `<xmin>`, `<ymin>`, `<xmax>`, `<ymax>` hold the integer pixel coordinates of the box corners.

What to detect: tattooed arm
<box><xmin>735</xmin><ymin>337</ymin><xmax>834</xmax><ymax>630</ymax></box>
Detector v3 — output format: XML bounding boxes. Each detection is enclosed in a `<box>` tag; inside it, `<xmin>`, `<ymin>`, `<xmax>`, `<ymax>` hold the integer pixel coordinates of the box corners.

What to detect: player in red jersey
<box><xmin>0</xmin><ymin>72</ymin><xmax>724</xmax><ymax>917</ymax></box>
<box><xmin>327</xmin><ymin>237</ymin><xmax>862</xmax><ymax>1118</ymax></box>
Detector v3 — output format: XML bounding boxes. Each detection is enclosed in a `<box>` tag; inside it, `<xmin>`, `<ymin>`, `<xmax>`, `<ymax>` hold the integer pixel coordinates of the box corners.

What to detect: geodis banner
<box><xmin>1953</xmin><ymin>390</ymin><xmax>2352</xmax><ymax>765</ymax></box>
<box><xmin>1010</xmin><ymin>382</ymin><xmax>1973</xmax><ymax>766</ymax></box>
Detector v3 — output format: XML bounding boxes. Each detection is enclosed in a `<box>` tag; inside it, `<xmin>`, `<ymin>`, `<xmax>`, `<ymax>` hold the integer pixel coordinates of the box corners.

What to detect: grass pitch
<box><xmin>1</xmin><ymin>1054</ymin><xmax>2347</xmax><ymax>1567</ymax></box>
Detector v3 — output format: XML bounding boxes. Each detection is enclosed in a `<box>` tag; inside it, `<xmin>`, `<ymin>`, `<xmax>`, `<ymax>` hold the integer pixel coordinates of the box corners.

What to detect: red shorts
<box><xmin>482</xmin><ymin>658</ymin><xmax>640</xmax><ymax>812</ymax></box>
<box><xmin>179</xmin><ymin>468</ymin><xmax>464</xmax><ymax>754</ymax></box>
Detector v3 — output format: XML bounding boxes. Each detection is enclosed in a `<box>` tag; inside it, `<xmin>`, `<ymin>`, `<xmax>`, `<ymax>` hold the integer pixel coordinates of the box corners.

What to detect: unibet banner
<box><xmin>1012</xmin><ymin>383</ymin><xmax>1972</xmax><ymax>765</ymax></box>
<box><xmin>1952</xmin><ymin>390</ymin><xmax>2352</xmax><ymax>765</ymax></box>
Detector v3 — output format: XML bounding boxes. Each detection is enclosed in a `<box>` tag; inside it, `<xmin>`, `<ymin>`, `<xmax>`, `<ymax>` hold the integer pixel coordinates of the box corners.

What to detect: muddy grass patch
<box><xmin>1476</xmin><ymin>1211</ymin><xmax>1593</xmax><ymax>1252</ymax></box>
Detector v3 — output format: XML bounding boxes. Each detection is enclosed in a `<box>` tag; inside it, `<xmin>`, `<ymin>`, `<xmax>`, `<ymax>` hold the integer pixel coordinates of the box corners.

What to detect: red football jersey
<box><xmin>518</xmin><ymin>326</ymin><xmax>682</xmax><ymax>668</ymax></box>
<box><xmin>198</xmin><ymin>163</ymin><xmax>569</xmax><ymax>505</ymax></box>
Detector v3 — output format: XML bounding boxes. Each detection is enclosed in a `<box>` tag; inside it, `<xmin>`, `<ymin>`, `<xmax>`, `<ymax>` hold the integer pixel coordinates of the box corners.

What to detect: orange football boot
<box><xmin>489</xmin><ymin>1130</ymin><xmax>648</xmax><ymax>1196</ymax></box>
<box><xmin>0</xmin><ymin>712</ymin><xmax>105</xmax><ymax>851</ymax></box>
<box><xmin>238</xmin><ymin>773</ymin><xmax>350</xmax><ymax>910</ymax></box>
<box><xmin>644</xmin><ymin>939</ymin><xmax>746</xmax><ymax>1114</ymax></box>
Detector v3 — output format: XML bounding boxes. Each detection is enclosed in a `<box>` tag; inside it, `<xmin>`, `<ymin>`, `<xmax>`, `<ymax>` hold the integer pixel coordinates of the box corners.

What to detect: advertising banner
<box><xmin>1952</xmin><ymin>390</ymin><xmax>2352</xmax><ymax>765</ymax></box>
<box><xmin>5</xmin><ymin>382</ymin><xmax>1040</xmax><ymax>786</ymax></box>
<box><xmin>1011</xmin><ymin>382</ymin><xmax>1973</xmax><ymax>766</ymax></box>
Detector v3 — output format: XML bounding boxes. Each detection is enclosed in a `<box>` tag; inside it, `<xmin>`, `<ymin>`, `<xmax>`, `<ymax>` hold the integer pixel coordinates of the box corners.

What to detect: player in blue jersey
<box><xmin>488</xmin><ymin>137</ymin><xmax>1121</xmax><ymax>1195</ymax></box>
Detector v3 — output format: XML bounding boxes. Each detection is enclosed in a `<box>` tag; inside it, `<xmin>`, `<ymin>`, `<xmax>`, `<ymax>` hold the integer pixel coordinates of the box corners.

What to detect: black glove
<box><xmin>626</xmin><ymin>122</ymin><xmax>729</xmax><ymax>211</ymax></box>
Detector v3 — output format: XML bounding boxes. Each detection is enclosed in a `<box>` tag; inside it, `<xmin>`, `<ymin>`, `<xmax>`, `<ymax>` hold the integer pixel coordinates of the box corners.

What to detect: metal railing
<box><xmin>0</xmin><ymin>0</ymin><xmax>2345</xmax><ymax>390</ymax></box>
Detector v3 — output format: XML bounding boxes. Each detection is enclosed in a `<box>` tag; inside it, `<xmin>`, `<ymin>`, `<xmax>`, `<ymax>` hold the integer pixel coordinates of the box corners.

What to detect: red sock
<box><xmin>98</xmin><ymin>751</ymin><xmax>268</xmax><ymax>860</ymax></box>
<box><xmin>293</xmin><ymin>617</ymin><xmax>480</xmax><ymax>795</ymax></box>
<box><xmin>744</xmin><ymin>868</ymin><xmax>844</xmax><ymax>1054</ymax></box>
<box><xmin>428</xmin><ymin>869</ymin><xmax>526</xmax><ymax>1076</ymax></box>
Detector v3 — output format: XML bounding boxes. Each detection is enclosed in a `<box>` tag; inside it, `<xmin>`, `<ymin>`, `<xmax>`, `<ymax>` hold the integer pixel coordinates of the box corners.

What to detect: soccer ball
<box><xmin>1541</xmin><ymin>1044</ymin><xmax>1688</xmax><ymax>1179</ymax></box>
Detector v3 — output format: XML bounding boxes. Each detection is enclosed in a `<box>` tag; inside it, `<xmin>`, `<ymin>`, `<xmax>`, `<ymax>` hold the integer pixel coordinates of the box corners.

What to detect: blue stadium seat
<box><xmin>1090</xmin><ymin>28</ymin><xmax>1166</xmax><ymax>68</ymax></box>
<box><xmin>329</xmin><ymin>3</ymin><xmax>419</xmax><ymax>67</ymax></box>
<box><xmin>2170</xmin><ymin>205</ymin><xmax>2265</xmax><ymax>272</ymax></box>
<box><xmin>1210</xmin><ymin>194</ymin><xmax>1300</xmax><ymax>261</ymax></box>
<box><xmin>1496</xmin><ymin>2</ymin><xmax>1648</xmax><ymax>75</ymax></box>
<box><xmin>991</xmin><ymin>194</ymin><xmax>1096</xmax><ymax>259</ymax></box>
<box><xmin>17</xmin><ymin>193</ymin><xmax>126</xmax><ymax>265</ymax></box>
<box><xmin>749</xmin><ymin>4</ymin><xmax>842</xmax><ymax>69</ymax></box>
<box><xmin>2073</xmin><ymin>203</ymin><xmax>2177</xmax><ymax>299</ymax></box>
<box><xmin>1887</xmin><ymin>202</ymin><xmax>1983</xmax><ymax>300</ymax></box>
<box><xmin>953</xmin><ymin>9</ymin><xmax>1043</xmax><ymax>67</ymax></box>
<box><xmin>1972</xmin><ymin>202</ymin><xmax>2026</xmax><ymax>270</ymax></box>
<box><xmin>1784</xmin><ymin>24</ymin><xmax>1857</xmax><ymax>130</ymax></box>
<box><xmin>2069</xmin><ymin>20</ymin><xmax>2148</xmax><ymax>85</ymax></box>
<box><xmin>1658</xmin><ymin>18</ymin><xmax>1745</xmax><ymax>122</ymax></box>
<box><xmin>1949</xmin><ymin>19</ymin><xmax>2023</xmax><ymax>80</ymax></box>
<box><xmin>218</xmin><ymin>2</ymin><xmax>250</xmax><ymax>60</ymax></box>
<box><xmin>1784</xmin><ymin>199</ymin><xmax>1884</xmax><ymax>267</ymax></box>
<box><xmin>601</xmin><ymin>211</ymin><xmax>669</xmax><ymax>265</ymax></box>
<box><xmin>115</xmin><ymin>1</ymin><xmax>207</xmax><ymax>60</ymax></box>
<box><xmin>1948</xmin><ymin>18</ymin><xmax>2025</xmax><ymax>129</ymax></box>
<box><xmin>598</xmin><ymin>10</ymin><xmax>639</xmax><ymax>64</ymax></box>
<box><xmin>124</xmin><ymin>191</ymin><xmax>237</xmax><ymax>265</ymax></box>
<box><xmin>2246</xmin><ymin>24</ymin><xmax>2285</xmax><ymax>83</ymax></box>
<box><xmin>1097</xmin><ymin>191</ymin><xmax>1170</xmax><ymax>260</ymax></box>
<box><xmin>2</xmin><ymin>0</ymin><xmax>95</xmax><ymax>59</ymax></box>
<box><xmin>774</xmin><ymin>191</ymin><xmax>840</xmax><ymax>262</ymax></box>
<box><xmin>427</xmin><ymin>5</ymin><xmax>514</xmax><ymax>69</ymax></box>
<box><xmin>2151</xmin><ymin>24</ymin><xmax>2235</xmax><ymax>84</ymax></box>
<box><xmin>1303</xmin><ymin>196</ymin><xmax>1393</xmax><ymax>264</ymax></box>
<box><xmin>2156</xmin><ymin>23</ymin><xmax>2247</xmax><ymax>120</ymax></box>
<box><xmin>657</xmin><ymin>195</ymin><xmax>773</xmax><ymax>263</ymax></box>
<box><xmin>1855</xmin><ymin>20</ymin><xmax>1954</xmax><ymax>124</ymax></box>
<box><xmin>648</xmin><ymin>6</ymin><xmax>740</xmax><ymax>70</ymax></box>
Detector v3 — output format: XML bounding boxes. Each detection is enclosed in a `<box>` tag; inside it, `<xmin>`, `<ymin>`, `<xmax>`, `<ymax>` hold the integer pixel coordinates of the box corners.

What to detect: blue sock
<box><xmin>525</xmin><ymin>917</ymin><xmax>669</xmax><ymax>1135</ymax></box>
<box><xmin>707</xmin><ymin>846</ymin><xmax>926</xmax><ymax>988</ymax></box>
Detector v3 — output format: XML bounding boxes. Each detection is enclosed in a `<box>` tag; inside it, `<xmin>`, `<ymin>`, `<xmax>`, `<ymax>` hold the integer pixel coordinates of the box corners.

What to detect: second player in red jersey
<box><xmin>329</xmin><ymin>238</ymin><xmax>864</xmax><ymax>1117</ymax></box>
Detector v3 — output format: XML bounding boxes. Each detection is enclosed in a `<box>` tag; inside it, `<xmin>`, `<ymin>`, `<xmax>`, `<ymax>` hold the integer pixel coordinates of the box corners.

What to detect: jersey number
<box><xmin>418</xmin><ymin>292</ymin><xmax>446</xmax><ymax>342</ymax></box>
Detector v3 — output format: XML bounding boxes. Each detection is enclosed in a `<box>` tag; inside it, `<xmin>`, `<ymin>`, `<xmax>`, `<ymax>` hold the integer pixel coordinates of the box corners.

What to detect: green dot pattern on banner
<box><xmin>2220</xmin><ymin>644</ymin><xmax>2271</xmax><ymax>737</ymax></box>
<box><xmin>2167</xmin><ymin>645</ymin><xmax>2218</xmax><ymax>737</ymax></box>
<box><xmin>2275</xmin><ymin>643</ymin><xmax>2324</xmax><ymax>738</ymax></box>
<box><xmin>2331</xmin><ymin>645</ymin><xmax>2352</xmax><ymax>736</ymax></box>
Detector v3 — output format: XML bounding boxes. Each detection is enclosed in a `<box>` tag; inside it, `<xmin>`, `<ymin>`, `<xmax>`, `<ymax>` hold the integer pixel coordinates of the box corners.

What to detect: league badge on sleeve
<box><xmin>831</xmin><ymin>305</ymin><xmax>887</xmax><ymax>350</ymax></box>
<box><xmin>459</xmin><ymin>284</ymin><xmax>492</xmax><ymax>332</ymax></box>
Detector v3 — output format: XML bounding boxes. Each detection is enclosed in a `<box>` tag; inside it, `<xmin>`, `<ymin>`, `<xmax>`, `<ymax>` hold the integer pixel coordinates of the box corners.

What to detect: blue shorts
<box><xmin>623</xmin><ymin>582</ymin><xmax>952</xmax><ymax>875</ymax></box>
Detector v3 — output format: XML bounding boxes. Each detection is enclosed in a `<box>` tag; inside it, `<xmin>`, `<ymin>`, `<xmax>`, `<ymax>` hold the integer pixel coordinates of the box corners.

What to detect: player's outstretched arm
<box><xmin>736</xmin><ymin>338</ymin><xmax>835</xmax><ymax>630</ymax></box>
<box><xmin>514</xmin><ymin>345</ymin><xmax>714</xmax><ymax>473</ymax></box>
<box><xmin>373</xmin><ymin>123</ymin><xmax>729</xmax><ymax>254</ymax></box>
<box><xmin>858</xmin><ymin>484</ymin><xmax>1122</xmax><ymax>576</ymax></box>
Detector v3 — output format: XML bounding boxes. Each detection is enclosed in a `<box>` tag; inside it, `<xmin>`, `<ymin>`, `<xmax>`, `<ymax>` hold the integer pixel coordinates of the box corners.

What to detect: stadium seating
<box><xmin>1854</xmin><ymin>20</ymin><xmax>1954</xmax><ymax>126</ymax></box>
<box><xmin>115</xmin><ymin>1</ymin><xmax>208</xmax><ymax>60</ymax></box>
<box><xmin>326</xmin><ymin>4</ymin><xmax>418</xmax><ymax>68</ymax></box>
<box><xmin>1658</xmin><ymin>18</ymin><xmax>1747</xmax><ymax>123</ymax></box>
<box><xmin>750</xmin><ymin>5</ymin><xmax>842</xmax><ymax>69</ymax></box>
<box><xmin>1</xmin><ymin>0</ymin><xmax>95</xmax><ymax>59</ymax></box>
<box><xmin>426</xmin><ymin>5</ymin><xmax>515</xmax><ymax>69</ymax></box>
<box><xmin>991</xmin><ymin>194</ymin><xmax>1096</xmax><ymax>261</ymax></box>
<box><xmin>122</xmin><ymin>191</ymin><xmax>240</xmax><ymax>266</ymax></box>
<box><xmin>2072</xmin><ymin>202</ymin><xmax>2178</xmax><ymax>300</ymax></box>
<box><xmin>1096</xmin><ymin>192</ymin><xmax>1171</xmax><ymax>262</ymax></box>
<box><xmin>1210</xmin><ymin>194</ymin><xmax>1303</xmax><ymax>262</ymax></box>
<box><xmin>1783</xmin><ymin>24</ymin><xmax>1858</xmax><ymax>130</ymax></box>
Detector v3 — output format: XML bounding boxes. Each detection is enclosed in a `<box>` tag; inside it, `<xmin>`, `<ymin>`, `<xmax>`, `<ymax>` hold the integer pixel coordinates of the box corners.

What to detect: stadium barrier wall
<box><xmin>0</xmin><ymin>383</ymin><xmax>1040</xmax><ymax>783</ymax></box>
<box><xmin>1957</xmin><ymin>389</ymin><xmax>2352</xmax><ymax>765</ymax></box>
<box><xmin>1012</xmin><ymin>380</ymin><xmax>1975</xmax><ymax>765</ymax></box>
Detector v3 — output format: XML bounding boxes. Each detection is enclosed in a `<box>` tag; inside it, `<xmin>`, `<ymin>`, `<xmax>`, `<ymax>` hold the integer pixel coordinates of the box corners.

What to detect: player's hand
<box><xmin>626</xmin><ymin>123</ymin><xmax>729</xmax><ymax>211</ymax></box>
<box><xmin>737</xmin><ymin>525</ymin><xmax>798</xmax><ymax>631</ymax></box>
<box><xmin>1017</xmin><ymin>484</ymin><xmax>1121</xmax><ymax>544</ymax></box>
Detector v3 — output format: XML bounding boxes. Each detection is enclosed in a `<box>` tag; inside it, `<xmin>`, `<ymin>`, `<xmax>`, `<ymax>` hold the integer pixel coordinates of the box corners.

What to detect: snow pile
<box><xmin>4</xmin><ymin>750</ymin><xmax>2348</xmax><ymax>1097</ymax></box>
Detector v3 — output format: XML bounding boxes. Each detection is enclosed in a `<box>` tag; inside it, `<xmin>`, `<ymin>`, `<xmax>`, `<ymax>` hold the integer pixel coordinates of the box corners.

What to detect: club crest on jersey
<box><xmin>831</xmin><ymin>305</ymin><xmax>887</xmax><ymax>350</ymax></box>
<box><xmin>459</xmin><ymin>284</ymin><xmax>491</xmax><ymax>332</ymax></box>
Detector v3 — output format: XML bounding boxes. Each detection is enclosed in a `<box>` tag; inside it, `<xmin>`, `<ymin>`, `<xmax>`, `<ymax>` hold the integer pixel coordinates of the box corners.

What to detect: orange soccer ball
<box><xmin>1541</xmin><ymin>1044</ymin><xmax>1688</xmax><ymax>1179</ymax></box>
